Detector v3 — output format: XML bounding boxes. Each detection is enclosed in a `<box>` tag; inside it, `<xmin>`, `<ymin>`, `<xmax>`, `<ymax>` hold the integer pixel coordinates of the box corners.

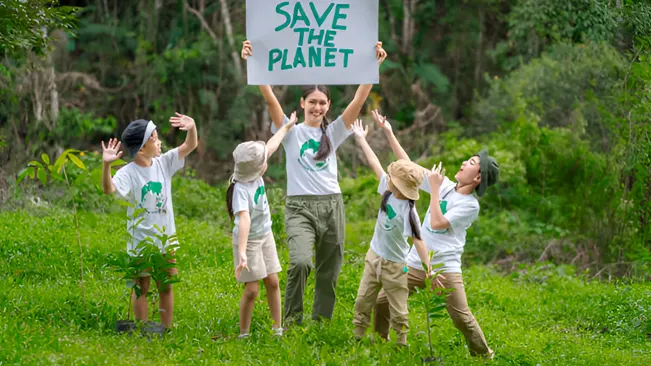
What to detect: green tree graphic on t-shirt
<box><xmin>298</xmin><ymin>138</ymin><xmax>327</xmax><ymax>171</ymax></box>
<box><xmin>140</xmin><ymin>181</ymin><xmax>164</xmax><ymax>213</ymax></box>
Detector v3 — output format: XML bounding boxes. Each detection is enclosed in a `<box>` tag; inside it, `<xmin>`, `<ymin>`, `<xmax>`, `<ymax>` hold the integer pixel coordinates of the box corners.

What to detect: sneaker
<box><xmin>237</xmin><ymin>333</ymin><xmax>250</xmax><ymax>340</ymax></box>
<box><xmin>483</xmin><ymin>349</ymin><xmax>495</xmax><ymax>360</ymax></box>
<box><xmin>353</xmin><ymin>326</ymin><xmax>366</xmax><ymax>339</ymax></box>
<box><xmin>272</xmin><ymin>327</ymin><xmax>283</xmax><ymax>337</ymax></box>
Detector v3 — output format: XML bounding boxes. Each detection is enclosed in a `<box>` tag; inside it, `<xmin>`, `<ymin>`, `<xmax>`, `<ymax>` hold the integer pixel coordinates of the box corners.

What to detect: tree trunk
<box><xmin>401</xmin><ymin>1</ymin><xmax>411</xmax><ymax>55</ymax></box>
<box><xmin>219</xmin><ymin>0</ymin><xmax>243</xmax><ymax>79</ymax></box>
<box><xmin>401</xmin><ymin>0</ymin><xmax>419</xmax><ymax>58</ymax></box>
<box><xmin>474</xmin><ymin>8</ymin><xmax>484</xmax><ymax>91</ymax></box>
<box><xmin>380</xmin><ymin>0</ymin><xmax>399</xmax><ymax>45</ymax></box>
<box><xmin>47</xmin><ymin>59</ymin><xmax>59</xmax><ymax>126</ymax></box>
<box><xmin>408</xmin><ymin>0</ymin><xmax>418</xmax><ymax>59</ymax></box>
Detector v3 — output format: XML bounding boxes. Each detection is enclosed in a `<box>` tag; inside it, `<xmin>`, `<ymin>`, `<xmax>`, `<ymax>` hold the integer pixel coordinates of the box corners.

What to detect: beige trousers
<box><xmin>374</xmin><ymin>267</ymin><xmax>491</xmax><ymax>356</ymax></box>
<box><xmin>353</xmin><ymin>249</ymin><xmax>410</xmax><ymax>345</ymax></box>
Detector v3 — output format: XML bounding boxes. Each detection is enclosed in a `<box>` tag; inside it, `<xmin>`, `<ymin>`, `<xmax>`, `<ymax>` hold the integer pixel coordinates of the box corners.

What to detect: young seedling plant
<box><xmin>105</xmin><ymin>249</ymin><xmax>147</xmax><ymax>333</ymax></box>
<box><xmin>16</xmin><ymin>149</ymin><xmax>122</xmax><ymax>305</ymax></box>
<box><xmin>102</xmin><ymin>202</ymin><xmax>149</xmax><ymax>333</ymax></box>
<box><xmin>415</xmin><ymin>251</ymin><xmax>453</xmax><ymax>364</ymax></box>
<box><xmin>133</xmin><ymin>224</ymin><xmax>180</xmax><ymax>336</ymax></box>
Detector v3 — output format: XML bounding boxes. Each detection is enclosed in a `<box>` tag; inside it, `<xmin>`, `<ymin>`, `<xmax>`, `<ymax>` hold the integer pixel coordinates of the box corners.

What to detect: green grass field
<box><xmin>1</xmin><ymin>208</ymin><xmax>649</xmax><ymax>365</ymax></box>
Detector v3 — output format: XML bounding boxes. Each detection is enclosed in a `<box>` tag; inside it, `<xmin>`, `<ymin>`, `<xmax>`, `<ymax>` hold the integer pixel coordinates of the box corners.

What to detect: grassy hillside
<box><xmin>1</xmin><ymin>208</ymin><xmax>649</xmax><ymax>365</ymax></box>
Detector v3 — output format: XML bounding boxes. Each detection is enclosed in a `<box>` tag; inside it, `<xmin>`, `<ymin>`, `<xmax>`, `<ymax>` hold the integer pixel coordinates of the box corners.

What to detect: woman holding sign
<box><xmin>241</xmin><ymin>40</ymin><xmax>387</xmax><ymax>325</ymax></box>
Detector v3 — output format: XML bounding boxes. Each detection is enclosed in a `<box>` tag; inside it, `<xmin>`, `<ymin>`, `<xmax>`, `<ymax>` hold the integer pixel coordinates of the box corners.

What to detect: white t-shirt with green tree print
<box><xmin>370</xmin><ymin>174</ymin><xmax>420</xmax><ymax>264</ymax></box>
<box><xmin>112</xmin><ymin>148</ymin><xmax>185</xmax><ymax>254</ymax></box>
<box><xmin>232</xmin><ymin>177</ymin><xmax>272</xmax><ymax>240</ymax></box>
<box><xmin>406</xmin><ymin>175</ymin><xmax>479</xmax><ymax>273</ymax></box>
<box><xmin>271</xmin><ymin>115</ymin><xmax>352</xmax><ymax>196</ymax></box>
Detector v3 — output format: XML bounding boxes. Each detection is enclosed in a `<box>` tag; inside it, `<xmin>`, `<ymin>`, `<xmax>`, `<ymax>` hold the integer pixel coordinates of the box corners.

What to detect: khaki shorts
<box><xmin>233</xmin><ymin>231</ymin><xmax>282</xmax><ymax>283</ymax></box>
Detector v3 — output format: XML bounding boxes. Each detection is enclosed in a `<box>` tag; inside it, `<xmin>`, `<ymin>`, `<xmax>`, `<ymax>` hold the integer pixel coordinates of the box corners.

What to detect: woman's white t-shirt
<box><xmin>271</xmin><ymin>115</ymin><xmax>352</xmax><ymax>196</ymax></box>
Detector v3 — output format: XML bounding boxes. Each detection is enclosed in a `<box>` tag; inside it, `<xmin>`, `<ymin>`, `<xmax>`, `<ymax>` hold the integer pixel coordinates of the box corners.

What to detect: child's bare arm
<box><xmin>241</xmin><ymin>40</ymin><xmax>286</xmax><ymax>129</ymax></box>
<box><xmin>413</xmin><ymin>238</ymin><xmax>431</xmax><ymax>274</ymax></box>
<box><xmin>169</xmin><ymin>113</ymin><xmax>198</xmax><ymax>160</ymax></box>
<box><xmin>371</xmin><ymin>109</ymin><xmax>410</xmax><ymax>161</ymax></box>
<box><xmin>266</xmin><ymin>112</ymin><xmax>297</xmax><ymax>158</ymax></box>
<box><xmin>235</xmin><ymin>211</ymin><xmax>251</xmax><ymax>278</ymax></box>
<box><xmin>352</xmin><ymin>120</ymin><xmax>385</xmax><ymax>179</ymax></box>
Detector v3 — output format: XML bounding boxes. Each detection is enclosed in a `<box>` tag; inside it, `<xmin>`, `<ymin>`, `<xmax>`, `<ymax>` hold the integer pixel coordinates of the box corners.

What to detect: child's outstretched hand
<box><xmin>429</xmin><ymin>161</ymin><xmax>446</xmax><ymax>188</ymax></box>
<box><xmin>285</xmin><ymin>111</ymin><xmax>298</xmax><ymax>130</ymax></box>
<box><xmin>371</xmin><ymin>109</ymin><xmax>392</xmax><ymax>133</ymax></box>
<box><xmin>241</xmin><ymin>40</ymin><xmax>252</xmax><ymax>60</ymax></box>
<box><xmin>375</xmin><ymin>41</ymin><xmax>387</xmax><ymax>65</ymax></box>
<box><xmin>351</xmin><ymin>119</ymin><xmax>368</xmax><ymax>140</ymax></box>
<box><xmin>101</xmin><ymin>138</ymin><xmax>123</xmax><ymax>163</ymax></box>
<box><xmin>235</xmin><ymin>252</ymin><xmax>249</xmax><ymax>279</ymax></box>
<box><xmin>169</xmin><ymin>113</ymin><xmax>195</xmax><ymax>131</ymax></box>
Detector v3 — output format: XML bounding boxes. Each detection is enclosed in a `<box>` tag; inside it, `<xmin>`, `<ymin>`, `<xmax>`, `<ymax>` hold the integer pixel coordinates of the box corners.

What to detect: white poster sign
<box><xmin>245</xmin><ymin>0</ymin><xmax>379</xmax><ymax>85</ymax></box>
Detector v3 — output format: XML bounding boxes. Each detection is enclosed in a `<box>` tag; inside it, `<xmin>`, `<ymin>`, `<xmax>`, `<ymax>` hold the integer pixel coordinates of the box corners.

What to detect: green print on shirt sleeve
<box><xmin>382</xmin><ymin>204</ymin><xmax>397</xmax><ymax>230</ymax></box>
<box><xmin>426</xmin><ymin>200</ymin><xmax>449</xmax><ymax>234</ymax></box>
<box><xmin>440</xmin><ymin>200</ymin><xmax>448</xmax><ymax>215</ymax></box>
<box><xmin>386</xmin><ymin>204</ymin><xmax>397</xmax><ymax>220</ymax></box>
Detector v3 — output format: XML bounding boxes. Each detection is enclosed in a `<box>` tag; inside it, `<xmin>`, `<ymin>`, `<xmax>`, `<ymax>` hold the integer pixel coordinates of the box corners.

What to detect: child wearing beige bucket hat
<box><xmin>226</xmin><ymin>112</ymin><xmax>298</xmax><ymax>339</ymax></box>
<box><xmin>349</xmin><ymin>120</ymin><xmax>431</xmax><ymax>346</ymax></box>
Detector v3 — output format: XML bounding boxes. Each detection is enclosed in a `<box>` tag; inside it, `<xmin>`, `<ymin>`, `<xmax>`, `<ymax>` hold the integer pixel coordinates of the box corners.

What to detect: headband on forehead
<box><xmin>139</xmin><ymin>121</ymin><xmax>156</xmax><ymax>152</ymax></box>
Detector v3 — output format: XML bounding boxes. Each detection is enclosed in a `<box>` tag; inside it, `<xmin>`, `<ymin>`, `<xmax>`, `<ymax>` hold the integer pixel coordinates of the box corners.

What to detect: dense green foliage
<box><xmin>0</xmin><ymin>0</ymin><xmax>78</xmax><ymax>57</ymax></box>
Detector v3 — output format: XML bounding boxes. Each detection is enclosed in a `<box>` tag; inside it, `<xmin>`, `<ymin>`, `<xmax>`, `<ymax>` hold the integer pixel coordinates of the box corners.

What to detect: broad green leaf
<box><xmin>16</xmin><ymin>167</ymin><xmax>32</xmax><ymax>184</ymax></box>
<box><xmin>41</xmin><ymin>153</ymin><xmax>50</xmax><ymax>165</ymax></box>
<box><xmin>54</xmin><ymin>149</ymin><xmax>80</xmax><ymax>172</ymax></box>
<box><xmin>36</xmin><ymin>166</ymin><xmax>47</xmax><ymax>186</ymax></box>
<box><xmin>54</xmin><ymin>153</ymin><xmax>68</xmax><ymax>173</ymax></box>
<box><xmin>117</xmin><ymin>200</ymin><xmax>134</xmax><ymax>207</ymax></box>
<box><xmin>111</xmin><ymin>159</ymin><xmax>127</xmax><ymax>168</ymax></box>
<box><xmin>67</xmin><ymin>153</ymin><xmax>86</xmax><ymax>170</ymax></box>
<box><xmin>421</xmin><ymin>261</ymin><xmax>429</xmax><ymax>273</ymax></box>
<box><xmin>428</xmin><ymin>313</ymin><xmax>448</xmax><ymax>320</ymax></box>
<box><xmin>28</xmin><ymin>160</ymin><xmax>43</xmax><ymax>168</ymax></box>
<box><xmin>134</xmin><ymin>217</ymin><xmax>146</xmax><ymax>228</ymax></box>
<box><xmin>429</xmin><ymin>303</ymin><xmax>447</xmax><ymax>312</ymax></box>
<box><xmin>47</xmin><ymin>165</ymin><xmax>64</xmax><ymax>181</ymax></box>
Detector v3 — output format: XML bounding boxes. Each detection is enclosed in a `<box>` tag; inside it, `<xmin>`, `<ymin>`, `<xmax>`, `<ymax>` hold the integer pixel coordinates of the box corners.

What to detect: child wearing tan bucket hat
<box><xmin>226</xmin><ymin>112</ymin><xmax>298</xmax><ymax>339</ymax></box>
<box><xmin>348</xmin><ymin>120</ymin><xmax>431</xmax><ymax>346</ymax></box>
